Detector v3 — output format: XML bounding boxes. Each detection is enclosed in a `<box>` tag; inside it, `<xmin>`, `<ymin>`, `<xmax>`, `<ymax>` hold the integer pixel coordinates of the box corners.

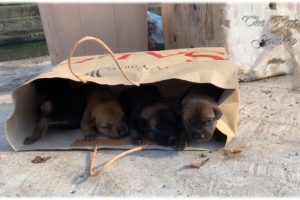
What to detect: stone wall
<box><xmin>0</xmin><ymin>3</ymin><xmax>45</xmax><ymax>45</ymax></box>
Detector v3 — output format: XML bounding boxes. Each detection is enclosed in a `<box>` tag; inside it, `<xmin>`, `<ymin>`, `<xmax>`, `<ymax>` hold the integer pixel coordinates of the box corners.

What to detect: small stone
<box><xmin>199</xmin><ymin>153</ymin><xmax>207</xmax><ymax>158</ymax></box>
<box><xmin>31</xmin><ymin>156</ymin><xmax>51</xmax><ymax>164</ymax></box>
<box><xmin>295</xmin><ymin>152</ymin><xmax>298</xmax><ymax>156</ymax></box>
<box><xmin>162</xmin><ymin>185</ymin><xmax>166</xmax><ymax>188</ymax></box>
<box><xmin>71</xmin><ymin>190</ymin><xmax>76</xmax><ymax>194</ymax></box>
<box><xmin>262</xmin><ymin>90</ymin><xmax>271</xmax><ymax>94</ymax></box>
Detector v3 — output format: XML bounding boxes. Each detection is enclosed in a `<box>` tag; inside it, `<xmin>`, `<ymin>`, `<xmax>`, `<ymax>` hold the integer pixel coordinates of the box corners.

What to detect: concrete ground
<box><xmin>0</xmin><ymin>56</ymin><xmax>299</xmax><ymax>197</ymax></box>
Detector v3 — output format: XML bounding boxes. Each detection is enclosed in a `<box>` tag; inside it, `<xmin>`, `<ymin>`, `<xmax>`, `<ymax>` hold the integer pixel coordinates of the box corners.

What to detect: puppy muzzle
<box><xmin>192</xmin><ymin>131</ymin><xmax>213</xmax><ymax>142</ymax></box>
<box><xmin>117</xmin><ymin>123</ymin><xmax>128</xmax><ymax>137</ymax></box>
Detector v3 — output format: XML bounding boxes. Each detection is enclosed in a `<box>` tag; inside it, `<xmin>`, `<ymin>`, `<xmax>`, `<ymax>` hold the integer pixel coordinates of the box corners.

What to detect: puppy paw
<box><xmin>23</xmin><ymin>137</ymin><xmax>38</xmax><ymax>145</ymax></box>
<box><xmin>132</xmin><ymin>138</ymin><xmax>143</xmax><ymax>145</ymax></box>
<box><xmin>84</xmin><ymin>135</ymin><xmax>97</xmax><ymax>141</ymax></box>
<box><xmin>172</xmin><ymin>141</ymin><xmax>187</xmax><ymax>151</ymax></box>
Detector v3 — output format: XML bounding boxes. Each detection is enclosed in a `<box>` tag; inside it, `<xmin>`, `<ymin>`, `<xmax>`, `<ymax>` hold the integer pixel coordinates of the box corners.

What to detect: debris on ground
<box><xmin>261</xmin><ymin>90</ymin><xmax>272</xmax><ymax>94</ymax></box>
<box><xmin>180</xmin><ymin>158</ymin><xmax>210</xmax><ymax>171</ymax></box>
<box><xmin>190</xmin><ymin>158</ymin><xmax>210</xmax><ymax>169</ymax></box>
<box><xmin>199</xmin><ymin>153</ymin><xmax>207</xmax><ymax>158</ymax></box>
<box><xmin>224</xmin><ymin>149</ymin><xmax>242</xmax><ymax>156</ymax></box>
<box><xmin>70</xmin><ymin>190</ymin><xmax>76</xmax><ymax>194</ymax></box>
<box><xmin>223</xmin><ymin>149</ymin><xmax>243</xmax><ymax>159</ymax></box>
<box><xmin>31</xmin><ymin>155</ymin><xmax>51</xmax><ymax>164</ymax></box>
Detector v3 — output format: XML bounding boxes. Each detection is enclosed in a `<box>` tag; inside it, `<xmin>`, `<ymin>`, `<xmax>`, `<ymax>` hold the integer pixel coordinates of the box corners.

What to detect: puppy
<box><xmin>23</xmin><ymin>79</ymin><xmax>86</xmax><ymax>145</ymax></box>
<box><xmin>80</xmin><ymin>83</ymin><xmax>128</xmax><ymax>141</ymax></box>
<box><xmin>180</xmin><ymin>84</ymin><xmax>223</xmax><ymax>144</ymax></box>
<box><xmin>119</xmin><ymin>85</ymin><xmax>180</xmax><ymax>148</ymax></box>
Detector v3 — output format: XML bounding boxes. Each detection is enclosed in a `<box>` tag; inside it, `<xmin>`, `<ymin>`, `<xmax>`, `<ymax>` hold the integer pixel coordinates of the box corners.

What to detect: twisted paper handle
<box><xmin>89</xmin><ymin>144</ymin><xmax>149</xmax><ymax>177</ymax></box>
<box><xmin>67</xmin><ymin>36</ymin><xmax>139</xmax><ymax>86</ymax></box>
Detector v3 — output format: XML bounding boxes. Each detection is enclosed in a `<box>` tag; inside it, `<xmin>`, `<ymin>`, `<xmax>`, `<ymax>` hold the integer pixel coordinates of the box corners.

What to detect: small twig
<box><xmin>224</xmin><ymin>149</ymin><xmax>242</xmax><ymax>156</ymax></box>
<box><xmin>89</xmin><ymin>144</ymin><xmax>149</xmax><ymax>177</ymax></box>
<box><xmin>190</xmin><ymin>158</ymin><xmax>210</xmax><ymax>169</ymax></box>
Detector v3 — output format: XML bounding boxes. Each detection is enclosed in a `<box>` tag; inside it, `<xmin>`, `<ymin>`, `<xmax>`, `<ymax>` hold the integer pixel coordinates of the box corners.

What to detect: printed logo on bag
<box><xmin>75</xmin><ymin>50</ymin><xmax>226</xmax><ymax>78</ymax></box>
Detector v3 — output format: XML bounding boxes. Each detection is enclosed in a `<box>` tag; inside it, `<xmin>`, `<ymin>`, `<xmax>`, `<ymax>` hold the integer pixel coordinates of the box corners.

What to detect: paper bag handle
<box><xmin>67</xmin><ymin>36</ymin><xmax>139</xmax><ymax>86</ymax></box>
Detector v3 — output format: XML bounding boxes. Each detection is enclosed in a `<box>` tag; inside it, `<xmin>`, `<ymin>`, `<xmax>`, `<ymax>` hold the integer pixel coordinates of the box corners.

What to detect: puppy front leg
<box><xmin>81</xmin><ymin>108</ymin><xmax>97</xmax><ymax>141</ymax></box>
<box><xmin>173</xmin><ymin>133</ymin><xmax>188</xmax><ymax>151</ymax></box>
<box><xmin>129</xmin><ymin>121</ymin><xmax>143</xmax><ymax>145</ymax></box>
<box><xmin>172</xmin><ymin>123</ymin><xmax>188</xmax><ymax>151</ymax></box>
<box><xmin>24</xmin><ymin>118</ymin><xmax>49</xmax><ymax>145</ymax></box>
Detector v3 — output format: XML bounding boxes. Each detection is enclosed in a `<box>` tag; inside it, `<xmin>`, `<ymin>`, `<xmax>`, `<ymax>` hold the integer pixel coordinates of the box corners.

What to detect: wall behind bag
<box><xmin>38</xmin><ymin>3</ymin><xmax>148</xmax><ymax>65</ymax></box>
<box><xmin>162</xmin><ymin>3</ymin><xmax>300</xmax><ymax>88</ymax></box>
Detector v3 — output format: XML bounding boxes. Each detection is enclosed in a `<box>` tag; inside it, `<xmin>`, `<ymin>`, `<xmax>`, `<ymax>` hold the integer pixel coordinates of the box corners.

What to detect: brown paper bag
<box><xmin>5</xmin><ymin>36</ymin><xmax>240</xmax><ymax>151</ymax></box>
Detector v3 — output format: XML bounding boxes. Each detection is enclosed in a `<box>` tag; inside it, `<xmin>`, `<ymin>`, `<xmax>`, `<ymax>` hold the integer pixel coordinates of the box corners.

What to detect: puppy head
<box><xmin>139</xmin><ymin>104</ymin><xmax>179</xmax><ymax>146</ymax></box>
<box><xmin>39</xmin><ymin>94</ymin><xmax>57</xmax><ymax>117</ymax></box>
<box><xmin>182</xmin><ymin>100</ymin><xmax>222</xmax><ymax>142</ymax></box>
<box><xmin>40</xmin><ymin>100</ymin><xmax>52</xmax><ymax>115</ymax></box>
<box><xmin>92</xmin><ymin>100</ymin><xmax>128</xmax><ymax>139</ymax></box>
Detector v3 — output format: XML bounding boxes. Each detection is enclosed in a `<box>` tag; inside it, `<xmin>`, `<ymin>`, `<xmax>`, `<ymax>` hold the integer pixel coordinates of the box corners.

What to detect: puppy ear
<box><xmin>213</xmin><ymin>106</ymin><xmax>222</xmax><ymax>120</ymax></box>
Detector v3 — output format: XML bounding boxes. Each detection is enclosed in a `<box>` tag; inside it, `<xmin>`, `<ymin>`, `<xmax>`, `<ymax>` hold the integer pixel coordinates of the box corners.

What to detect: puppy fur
<box><xmin>180</xmin><ymin>84</ymin><xmax>223</xmax><ymax>144</ymax></box>
<box><xmin>119</xmin><ymin>85</ymin><xmax>180</xmax><ymax>148</ymax></box>
<box><xmin>23</xmin><ymin>79</ymin><xmax>86</xmax><ymax>145</ymax></box>
<box><xmin>81</xmin><ymin>83</ymin><xmax>127</xmax><ymax>141</ymax></box>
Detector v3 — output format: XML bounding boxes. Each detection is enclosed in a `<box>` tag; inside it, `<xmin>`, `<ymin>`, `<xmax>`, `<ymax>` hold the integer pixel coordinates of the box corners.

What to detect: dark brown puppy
<box><xmin>180</xmin><ymin>84</ymin><xmax>223</xmax><ymax>145</ymax></box>
<box><xmin>81</xmin><ymin>83</ymin><xmax>127</xmax><ymax>141</ymax></box>
<box><xmin>23</xmin><ymin>79</ymin><xmax>86</xmax><ymax>145</ymax></box>
<box><xmin>119</xmin><ymin>85</ymin><xmax>180</xmax><ymax>148</ymax></box>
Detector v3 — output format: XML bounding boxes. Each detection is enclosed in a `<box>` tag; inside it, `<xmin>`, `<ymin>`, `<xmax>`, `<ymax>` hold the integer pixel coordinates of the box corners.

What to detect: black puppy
<box><xmin>119</xmin><ymin>85</ymin><xmax>180</xmax><ymax>148</ymax></box>
<box><xmin>180</xmin><ymin>84</ymin><xmax>223</xmax><ymax>144</ymax></box>
<box><xmin>23</xmin><ymin>78</ymin><xmax>86</xmax><ymax>145</ymax></box>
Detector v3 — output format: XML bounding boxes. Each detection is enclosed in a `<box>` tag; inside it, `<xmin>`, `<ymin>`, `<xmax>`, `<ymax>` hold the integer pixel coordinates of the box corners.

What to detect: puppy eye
<box><xmin>205</xmin><ymin>120</ymin><xmax>213</xmax><ymax>125</ymax></box>
<box><xmin>102</xmin><ymin>124</ymin><xmax>112</xmax><ymax>129</ymax></box>
<box><xmin>207</xmin><ymin>118</ymin><xmax>214</xmax><ymax>122</ymax></box>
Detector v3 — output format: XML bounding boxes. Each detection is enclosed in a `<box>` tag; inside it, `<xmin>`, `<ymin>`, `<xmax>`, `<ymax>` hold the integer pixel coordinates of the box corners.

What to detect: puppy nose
<box><xmin>194</xmin><ymin>133</ymin><xmax>205</xmax><ymax>140</ymax></box>
<box><xmin>117</xmin><ymin>128</ymin><xmax>127</xmax><ymax>137</ymax></box>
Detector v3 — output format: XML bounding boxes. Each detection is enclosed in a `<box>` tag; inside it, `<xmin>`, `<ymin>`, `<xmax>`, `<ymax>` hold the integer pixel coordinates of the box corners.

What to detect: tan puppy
<box><xmin>180</xmin><ymin>84</ymin><xmax>223</xmax><ymax>143</ymax></box>
<box><xmin>81</xmin><ymin>84</ymin><xmax>128</xmax><ymax>141</ymax></box>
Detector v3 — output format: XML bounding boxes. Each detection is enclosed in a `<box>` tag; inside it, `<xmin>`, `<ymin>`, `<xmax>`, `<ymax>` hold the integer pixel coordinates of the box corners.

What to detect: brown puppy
<box><xmin>81</xmin><ymin>83</ymin><xmax>128</xmax><ymax>141</ymax></box>
<box><xmin>180</xmin><ymin>84</ymin><xmax>223</xmax><ymax>144</ymax></box>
